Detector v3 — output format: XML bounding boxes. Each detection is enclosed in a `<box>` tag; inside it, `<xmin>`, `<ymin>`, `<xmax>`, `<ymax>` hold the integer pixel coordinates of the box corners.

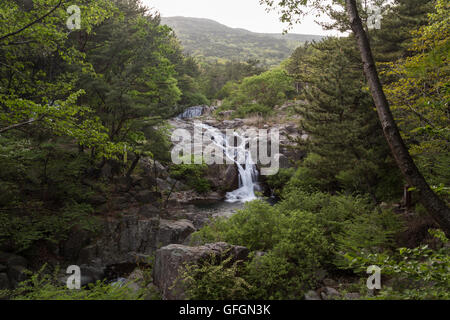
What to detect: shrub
<box><xmin>265</xmin><ymin>168</ymin><xmax>296</xmax><ymax>197</ymax></box>
<box><xmin>283</xmin><ymin>154</ymin><xmax>336</xmax><ymax>194</ymax></box>
<box><xmin>276</xmin><ymin>190</ymin><xmax>375</xmax><ymax>240</ymax></box>
<box><xmin>0</xmin><ymin>202</ymin><xmax>99</xmax><ymax>253</ymax></box>
<box><xmin>169</xmin><ymin>157</ymin><xmax>211</xmax><ymax>194</ymax></box>
<box><xmin>190</xmin><ymin>200</ymin><xmax>277</xmax><ymax>251</ymax></box>
<box><xmin>333</xmin><ymin>209</ymin><xmax>405</xmax><ymax>268</ymax></box>
<box><xmin>2</xmin><ymin>265</ymin><xmax>144</xmax><ymax>300</ymax></box>
<box><xmin>339</xmin><ymin>230</ymin><xmax>450</xmax><ymax>300</ymax></box>
<box><xmin>180</xmin><ymin>254</ymin><xmax>252</xmax><ymax>300</ymax></box>
<box><xmin>233</xmin><ymin>103</ymin><xmax>273</xmax><ymax>118</ymax></box>
<box><xmin>245</xmin><ymin>210</ymin><xmax>330</xmax><ymax>299</ymax></box>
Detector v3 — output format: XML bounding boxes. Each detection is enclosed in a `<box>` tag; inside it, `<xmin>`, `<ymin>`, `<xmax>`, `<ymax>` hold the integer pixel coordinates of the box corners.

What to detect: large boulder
<box><xmin>0</xmin><ymin>273</ymin><xmax>10</xmax><ymax>291</ymax></box>
<box><xmin>206</xmin><ymin>164</ymin><xmax>239</xmax><ymax>192</ymax></box>
<box><xmin>153</xmin><ymin>242</ymin><xmax>249</xmax><ymax>300</ymax></box>
<box><xmin>0</xmin><ymin>252</ymin><xmax>28</xmax><ymax>289</ymax></box>
<box><xmin>77</xmin><ymin>216</ymin><xmax>196</xmax><ymax>268</ymax></box>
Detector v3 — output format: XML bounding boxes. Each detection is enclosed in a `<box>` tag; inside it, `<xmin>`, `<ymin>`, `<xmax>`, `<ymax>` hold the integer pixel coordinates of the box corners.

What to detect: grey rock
<box><xmin>153</xmin><ymin>242</ymin><xmax>250</xmax><ymax>300</ymax></box>
<box><xmin>7</xmin><ymin>265</ymin><xmax>28</xmax><ymax>286</ymax></box>
<box><xmin>0</xmin><ymin>273</ymin><xmax>10</xmax><ymax>290</ymax></box>
<box><xmin>323</xmin><ymin>278</ymin><xmax>337</xmax><ymax>287</ymax></box>
<box><xmin>60</xmin><ymin>228</ymin><xmax>92</xmax><ymax>262</ymax></box>
<box><xmin>157</xmin><ymin>219</ymin><xmax>196</xmax><ymax>246</ymax></box>
<box><xmin>277</xmin><ymin>154</ymin><xmax>292</xmax><ymax>169</ymax></box>
<box><xmin>138</xmin><ymin>204</ymin><xmax>160</xmax><ymax>218</ymax></box>
<box><xmin>320</xmin><ymin>287</ymin><xmax>340</xmax><ymax>300</ymax></box>
<box><xmin>304</xmin><ymin>290</ymin><xmax>321</xmax><ymax>300</ymax></box>
<box><xmin>80</xmin><ymin>265</ymin><xmax>105</xmax><ymax>283</ymax></box>
<box><xmin>156</xmin><ymin>178</ymin><xmax>172</xmax><ymax>192</ymax></box>
<box><xmin>345</xmin><ymin>292</ymin><xmax>361</xmax><ymax>300</ymax></box>
<box><xmin>135</xmin><ymin>190</ymin><xmax>160</xmax><ymax>204</ymax></box>
<box><xmin>78</xmin><ymin>216</ymin><xmax>195</xmax><ymax>267</ymax></box>
<box><xmin>0</xmin><ymin>253</ymin><xmax>27</xmax><ymax>268</ymax></box>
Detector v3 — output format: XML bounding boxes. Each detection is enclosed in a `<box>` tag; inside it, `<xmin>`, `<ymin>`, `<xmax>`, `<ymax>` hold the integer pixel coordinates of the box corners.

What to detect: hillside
<box><xmin>161</xmin><ymin>16</ymin><xmax>324</xmax><ymax>65</ymax></box>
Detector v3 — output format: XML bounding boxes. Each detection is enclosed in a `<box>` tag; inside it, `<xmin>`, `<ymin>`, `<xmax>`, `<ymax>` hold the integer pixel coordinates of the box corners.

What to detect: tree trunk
<box><xmin>345</xmin><ymin>0</ymin><xmax>450</xmax><ymax>233</ymax></box>
<box><xmin>126</xmin><ymin>154</ymin><xmax>141</xmax><ymax>179</ymax></box>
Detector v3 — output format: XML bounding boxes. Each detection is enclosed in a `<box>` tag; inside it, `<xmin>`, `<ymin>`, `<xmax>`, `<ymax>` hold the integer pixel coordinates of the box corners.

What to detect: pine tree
<box><xmin>294</xmin><ymin>37</ymin><xmax>402</xmax><ymax>202</ymax></box>
<box><xmin>372</xmin><ymin>0</ymin><xmax>434</xmax><ymax>62</ymax></box>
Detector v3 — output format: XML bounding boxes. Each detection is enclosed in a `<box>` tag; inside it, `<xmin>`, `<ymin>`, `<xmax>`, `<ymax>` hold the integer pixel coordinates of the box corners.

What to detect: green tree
<box><xmin>293</xmin><ymin>37</ymin><xmax>402</xmax><ymax>202</ymax></box>
<box><xmin>385</xmin><ymin>0</ymin><xmax>450</xmax><ymax>198</ymax></box>
<box><xmin>260</xmin><ymin>0</ymin><xmax>450</xmax><ymax>233</ymax></box>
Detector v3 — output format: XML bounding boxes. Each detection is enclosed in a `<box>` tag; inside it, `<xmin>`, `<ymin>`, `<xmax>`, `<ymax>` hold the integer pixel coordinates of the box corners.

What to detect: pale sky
<box><xmin>142</xmin><ymin>0</ymin><xmax>339</xmax><ymax>36</ymax></box>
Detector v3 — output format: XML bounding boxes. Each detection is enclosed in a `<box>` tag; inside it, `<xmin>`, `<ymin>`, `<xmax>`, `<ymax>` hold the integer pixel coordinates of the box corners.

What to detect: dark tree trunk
<box><xmin>345</xmin><ymin>0</ymin><xmax>450</xmax><ymax>233</ymax></box>
<box><xmin>126</xmin><ymin>154</ymin><xmax>141</xmax><ymax>179</ymax></box>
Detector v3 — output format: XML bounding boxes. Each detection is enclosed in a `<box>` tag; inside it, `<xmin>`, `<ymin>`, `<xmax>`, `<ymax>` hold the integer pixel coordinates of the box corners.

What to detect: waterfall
<box><xmin>196</xmin><ymin>123</ymin><xmax>259</xmax><ymax>203</ymax></box>
<box><xmin>177</xmin><ymin>105</ymin><xmax>207</xmax><ymax>119</ymax></box>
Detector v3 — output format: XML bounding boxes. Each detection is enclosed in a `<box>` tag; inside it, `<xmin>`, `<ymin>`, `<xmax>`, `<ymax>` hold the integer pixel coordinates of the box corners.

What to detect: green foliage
<box><xmin>264</xmin><ymin>168</ymin><xmax>295</xmax><ymax>196</ymax></box>
<box><xmin>373</xmin><ymin>0</ymin><xmax>435</xmax><ymax>63</ymax></box>
<box><xmin>189</xmin><ymin>195</ymin><xmax>333</xmax><ymax>299</ymax></box>
<box><xmin>289</xmin><ymin>37</ymin><xmax>403</xmax><ymax>201</ymax></box>
<box><xmin>199</xmin><ymin>59</ymin><xmax>267</xmax><ymax>99</ymax></box>
<box><xmin>340</xmin><ymin>230</ymin><xmax>450</xmax><ymax>300</ymax></box>
<box><xmin>216</xmin><ymin>68</ymin><xmax>294</xmax><ymax>119</ymax></box>
<box><xmin>232</xmin><ymin>103</ymin><xmax>274</xmax><ymax>119</ymax></box>
<box><xmin>246</xmin><ymin>211</ymin><xmax>329</xmax><ymax>299</ymax></box>
<box><xmin>234</xmin><ymin>68</ymin><xmax>294</xmax><ymax>107</ymax></box>
<box><xmin>2</xmin><ymin>265</ymin><xmax>144</xmax><ymax>300</ymax></box>
<box><xmin>385</xmin><ymin>0</ymin><xmax>450</xmax><ymax>200</ymax></box>
<box><xmin>0</xmin><ymin>0</ymin><xmax>201</xmax><ymax>253</ymax></box>
<box><xmin>169</xmin><ymin>157</ymin><xmax>211</xmax><ymax>194</ymax></box>
<box><xmin>180</xmin><ymin>254</ymin><xmax>252</xmax><ymax>300</ymax></box>
<box><xmin>333</xmin><ymin>209</ymin><xmax>405</xmax><ymax>268</ymax></box>
<box><xmin>191</xmin><ymin>200</ymin><xmax>277</xmax><ymax>251</ymax></box>
<box><xmin>283</xmin><ymin>154</ymin><xmax>339</xmax><ymax>194</ymax></box>
<box><xmin>0</xmin><ymin>202</ymin><xmax>99</xmax><ymax>253</ymax></box>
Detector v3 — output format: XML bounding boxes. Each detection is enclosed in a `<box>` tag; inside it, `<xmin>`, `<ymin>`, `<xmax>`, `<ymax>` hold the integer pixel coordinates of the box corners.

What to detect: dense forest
<box><xmin>0</xmin><ymin>0</ymin><xmax>448</xmax><ymax>302</ymax></box>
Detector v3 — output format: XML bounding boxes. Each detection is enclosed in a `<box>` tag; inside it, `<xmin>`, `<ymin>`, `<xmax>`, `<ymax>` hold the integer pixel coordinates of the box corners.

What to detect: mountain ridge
<box><xmin>161</xmin><ymin>16</ymin><xmax>325</xmax><ymax>65</ymax></box>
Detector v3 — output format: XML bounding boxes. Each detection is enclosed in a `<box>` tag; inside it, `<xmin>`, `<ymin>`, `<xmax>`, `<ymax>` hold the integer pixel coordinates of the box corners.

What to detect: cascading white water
<box><xmin>177</xmin><ymin>106</ymin><xmax>207</xmax><ymax>119</ymax></box>
<box><xmin>196</xmin><ymin>123</ymin><xmax>259</xmax><ymax>203</ymax></box>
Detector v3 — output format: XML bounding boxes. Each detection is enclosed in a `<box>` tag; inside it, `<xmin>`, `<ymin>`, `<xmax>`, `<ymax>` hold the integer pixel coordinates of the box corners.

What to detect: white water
<box><xmin>177</xmin><ymin>106</ymin><xmax>207</xmax><ymax>119</ymax></box>
<box><xmin>196</xmin><ymin>123</ymin><xmax>259</xmax><ymax>203</ymax></box>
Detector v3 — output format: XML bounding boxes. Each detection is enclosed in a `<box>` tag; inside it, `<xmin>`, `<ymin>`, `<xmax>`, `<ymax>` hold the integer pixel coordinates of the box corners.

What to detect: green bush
<box><xmin>233</xmin><ymin>103</ymin><xmax>274</xmax><ymax>118</ymax></box>
<box><xmin>283</xmin><ymin>154</ymin><xmax>336</xmax><ymax>194</ymax></box>
<box><xmin>0</xmin><ymin>202</ymin><xmax>100</xmax><ymax>253</ymax></box>
<box><xmin>169</xmin><ymin>157</ymin><xmax>211</xmax><ymax>194</ymax></box>
<box><xmin>189</xmin><ymin>198</ymin><xmax>331</xmax><ymax>300</ymax></box>
<box><xmin>245</xmin><ymin>210</ymin><xmax>330</xmax><ymax>299</ymax></box>
<box><xmin>339</xmin><ymin>230</ymin><xmax>450</xmax><ymax>300</ymax></box>
<box><xmin>191</xmin><ymin>200</ymin><xmax>277</xmax><ymax>251</ymax></box>
<box><xmin>276</xmin><ymin>190</ymin><xmax>376</xmax><ymax>240</ymax></box>
<box><xmin>333</xmin><ymin>209</ymin><xmax>405</xmax><ymax>268</ymax></box>
<box><xmin>2</xmin><ymin>265</ymin><xmax>145</xmax><ymax>300</ymax></box>
<box><xmin>182</xmin><ymin>92</ymin><xmax>210</xmax><ymax>107</ymax></box>
<box><xmin>265</xmin><ymin>168</ymin><xmax>295</xmax><ymax>197</ymax></box>
<box><xmin>180</xmin><ymin>254</ymin><xmax>252</xmax><ymax>300</ymax></box>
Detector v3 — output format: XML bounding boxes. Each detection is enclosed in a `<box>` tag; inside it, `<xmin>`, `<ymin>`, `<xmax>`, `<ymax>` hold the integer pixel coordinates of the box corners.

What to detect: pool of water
<box><xmin>192</xmin><ymin>200</ymin><xmax>246</xmax><ymax>219</ymax></box>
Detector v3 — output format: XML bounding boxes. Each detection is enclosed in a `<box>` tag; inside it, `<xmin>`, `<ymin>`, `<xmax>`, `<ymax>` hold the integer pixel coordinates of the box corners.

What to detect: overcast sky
<box><xmin>143</xmin><ymin>0</ymin><xmax>339</xmax><ymax>36</ymax></box>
